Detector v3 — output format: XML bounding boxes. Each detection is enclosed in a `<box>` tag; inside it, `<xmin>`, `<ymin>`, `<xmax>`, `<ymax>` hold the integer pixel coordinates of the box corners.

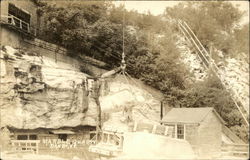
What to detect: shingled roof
<box><xmin>161</xmin><ymin>107</ymin><xmax>225</xmax><ymax>124</ymax></box>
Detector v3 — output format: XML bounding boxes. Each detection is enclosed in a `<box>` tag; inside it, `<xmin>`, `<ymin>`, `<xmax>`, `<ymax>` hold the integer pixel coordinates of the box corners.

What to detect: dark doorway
<box><xmin>58</xmin><ymin>134</ymin><xmax>67</xmax><ymax>141</ymax></box>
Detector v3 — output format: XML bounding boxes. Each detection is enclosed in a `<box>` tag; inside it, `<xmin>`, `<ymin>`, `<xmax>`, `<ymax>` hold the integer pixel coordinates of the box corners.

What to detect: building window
<box><xmin>29</xmin><ymin>135</ymin><xmax>37</xmax><ymax>140</ymax></box>
<box><xmin>177</xmin><ymin>124</ymin><xmax>185</xmax><ymax>139</ymax></box>
<box><xmin>8</xmin><ymin>3</ymin><xmax>31</xmax><ymax>32</ymax></box>
<box><xmin>17</xmin><ymin>135</ymin><xmax>28</xmax><ymax>140</ymax></box>
<box><xmin>17</xmin><ymin>134</ymin><xmax>37</xmax><ymax>140</ymax></box>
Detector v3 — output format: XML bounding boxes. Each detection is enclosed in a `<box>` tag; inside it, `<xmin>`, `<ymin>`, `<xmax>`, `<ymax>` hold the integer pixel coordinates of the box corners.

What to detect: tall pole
<box><xmin>121</xmin><ymin>3</ymin><xmax>126</xmax><ymax>74</ymax></box>
<box><xmin>160</xmin><ymin>101</ymin><xmax>163</xmax><ymax>120</ymax></box>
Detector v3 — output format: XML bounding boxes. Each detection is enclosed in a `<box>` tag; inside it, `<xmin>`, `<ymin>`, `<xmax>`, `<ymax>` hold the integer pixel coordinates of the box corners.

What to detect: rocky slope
<box><xmin>0</xmin><ymin>45</ymin><xmax>162</xmax><ymax>130</ymax></box>
<box><xmin>177</xmin><ymin>35</ymin><xmax>249</xmax><ymax>113</ymax></box>
<box><xmin>176</xmin><ymin>35</ymin><xmax>208</xmax><ymax>81</ymax></box>
<box><xmin>218</xmin><ymin>56</ymin><xmax>249</xmax><ymax>113</ymax></box>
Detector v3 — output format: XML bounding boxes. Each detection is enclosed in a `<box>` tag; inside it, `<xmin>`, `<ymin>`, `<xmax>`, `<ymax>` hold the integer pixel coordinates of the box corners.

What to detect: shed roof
<box><xmin>161</xmin><ymin>107</ymin><xmax>225</xmax><ymax>124</ymax></box>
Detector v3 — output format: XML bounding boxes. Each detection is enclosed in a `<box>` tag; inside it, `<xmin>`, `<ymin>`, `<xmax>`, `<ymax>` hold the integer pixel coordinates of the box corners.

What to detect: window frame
<box><xmin>8</xmin><ymin>3</ymin><xmax>31</xmax><ymax>32</ymax></box>
<box><xmin>29</xmin><ymin>134</ymin><xmax>38</xmax><ymax>140</ymax></box>
<box><xmin>16</xmin><ymin>134</ymin><xmax>38</xmax><ymax>140</ymax></box>
<box><xmin>176</xmin><ymin>124</ymin><xmax>185</xmax><ymax>140</ymax></box>
<box><xmin>17</xmin><ymin>134</ymin><xmax>28</xmax><ymax>140</ymax></box>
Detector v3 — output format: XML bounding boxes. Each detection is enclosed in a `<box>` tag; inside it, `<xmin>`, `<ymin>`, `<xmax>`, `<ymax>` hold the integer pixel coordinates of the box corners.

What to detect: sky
<box><xmin>113</xmin><ymin>1</ymin><xmax>249</xmax><ymax>25</ymax></box>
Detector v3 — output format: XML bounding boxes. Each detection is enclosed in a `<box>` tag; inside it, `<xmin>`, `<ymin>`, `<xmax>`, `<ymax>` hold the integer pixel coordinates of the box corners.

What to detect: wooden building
<box><xmin>7</xmin><ymin>126</ymin><xmax>95</xmax><ymax>153</ymax></box>
<box><xmin>161</xmin><ymin>107</ymin><xmax>226</xmax><ymax>158</ymax></box>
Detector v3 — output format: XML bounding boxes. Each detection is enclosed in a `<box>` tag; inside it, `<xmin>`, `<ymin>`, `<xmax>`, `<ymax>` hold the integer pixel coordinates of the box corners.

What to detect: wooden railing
<box><xmin>11</xmin><ymin>140</ymin><xmax>40</xmax><ymax>154</ymax></box>
<box><xmin>1</xmin><ymin>14</ymin><xmax>36</xmax><ymax>36</ymax></box>
<box><xmin>7</xmin><ymin>14</ymin><xmax>30</xmax><ymax>32</ymax></box>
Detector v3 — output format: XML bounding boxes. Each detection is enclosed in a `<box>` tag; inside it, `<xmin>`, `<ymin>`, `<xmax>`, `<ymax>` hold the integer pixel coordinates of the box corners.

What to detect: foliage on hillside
<box><xmin>165</xmin><ymin>1</ymin><xmax>247</xmax><ymax>58</ymax></box>
<box><xmin>38</xmin><ymin>1</ymin><xmax>249</xmax><ymax>141</ymax></box>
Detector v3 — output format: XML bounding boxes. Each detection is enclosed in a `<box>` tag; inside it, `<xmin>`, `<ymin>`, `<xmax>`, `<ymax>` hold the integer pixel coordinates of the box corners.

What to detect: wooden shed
<box><xmin>161</xmin><ymin>107</ymin><xmax>225</xmax><ymax>158</ymax></box>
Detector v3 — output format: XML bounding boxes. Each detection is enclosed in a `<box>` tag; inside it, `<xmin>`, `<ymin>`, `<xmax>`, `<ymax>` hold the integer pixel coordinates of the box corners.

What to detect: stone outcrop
<box><xmin>0</xmin><ymin>46</ymin><xmax>94</xmax><ymax>129</ymax></box>
<box><xmin>0</xmin><ymin>45</ymin><xmax>163</xmax><ymax>130</ymax></box>
<box><xmin>176</xmin><ymin>35</ymin><xmax>207</xmax><ymax>81</ymax></box>
<box><xmin>101</xmin><ymin>75</ymin><xmax>162</xmax><ymax>130</ymax></box>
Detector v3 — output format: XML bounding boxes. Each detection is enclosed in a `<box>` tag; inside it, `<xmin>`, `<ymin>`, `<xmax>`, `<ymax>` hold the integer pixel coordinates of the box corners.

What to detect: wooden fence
<box><xmin>222</xmin><ymin>143</ymin><xmax>249</xmax><ymax>157</ymax></box>
<box><xmin>11</xmin><ymin>140</ymin><xmax>40</xmax><ymax>154</ymax></box>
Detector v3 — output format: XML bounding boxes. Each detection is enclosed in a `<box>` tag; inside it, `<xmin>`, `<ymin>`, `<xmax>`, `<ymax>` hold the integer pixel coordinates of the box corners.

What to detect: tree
<box><xmin>39</xmin><ymin>1</ymin><xmax>109</xmax><ymax>54</ymax></box>
<box><xmin>232</xmin><ymin>24</ymin><xmax>249</xmax><ymax>61</ymax></box>
<box><xmin>164</xmin><ymin>1</ymin><xmax>244</xmax><ymax>56</ymax></box>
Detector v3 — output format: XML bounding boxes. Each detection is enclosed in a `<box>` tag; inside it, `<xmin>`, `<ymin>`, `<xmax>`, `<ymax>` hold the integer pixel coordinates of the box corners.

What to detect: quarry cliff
<box><xmin>0</xmin><ymin>45</ymin><xmax>163</xmax><ymax>129</ymax></box>
<box><xmin>0</xmin><ymin>46</ymin><xmax>92</xmax><ymax>129</ymax></box>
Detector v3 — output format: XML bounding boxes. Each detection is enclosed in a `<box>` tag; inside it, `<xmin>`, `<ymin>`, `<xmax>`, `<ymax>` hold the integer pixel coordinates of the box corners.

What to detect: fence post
<box><xmin>152</xmin><ymin>125</ymin><xmax>157</xmax><ymax>134</ymax></box>
<box><xmin>36</xmin><ymin>141</ymin><xmax>38</xmax><ymax>154</ymax></box>
<box><xmin>133</xmin><ymin>122</ymin><xmax>137</xmax><ymax>132</ymax></box>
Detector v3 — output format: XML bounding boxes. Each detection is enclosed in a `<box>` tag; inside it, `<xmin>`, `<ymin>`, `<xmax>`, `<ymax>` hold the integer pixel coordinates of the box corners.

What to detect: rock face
<box><xmin>0</xmin><ymin>46</ymin><xmax>94</xmax><ymax>129</ymax></box>
<box><xmin>101</xmin><ymin>75</ymin><xmax>163</xmax><ymax>130</ymax></box>
<box><xmin>177</xmin><ymin>35</ymin><xmax>249</xmax><ymax>113</ymax></box>
<box><xmin>217</xmin><ymin>56</ymin><xmax>249</xmax><ymax>113</ymax></box>
<box><xmin>0</xmin><ymin>45</ymin><xmax>163</xmax><ymax>130</ymax></box>
<box><xmin>176</xmin><ymin>35</ymin><xmax>207</xmax><ymax>81</ymax></box>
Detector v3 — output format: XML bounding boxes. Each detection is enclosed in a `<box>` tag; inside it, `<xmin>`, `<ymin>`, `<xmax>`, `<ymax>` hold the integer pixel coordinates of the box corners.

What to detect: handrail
<box><xmin>8</xmin><ymin>14</ymin><xmax>30</xmax><ymax>26</ymax></box>
<box><xmin>8</xmin><ymin>14</ymin><xmax>30</xmax><ymax>32</ymax></box>
<box><xmin>177</xmin><ymin>23</ymin><xmax>207</xmax><ymax>68</ymax></box>
<box><xmin>178</xmin><ymin>20</ymin><xmax>210</xmax><ymax>69</ymax></box>
<box><xmin>0</xmin><ymin>14</ymin><xmax>36</xmax><ymax>35</ymax></box>
<box><xmin>177</xmin><ymin>20</ymin><xmax>249</xmax><ymax>126</ymax></box>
